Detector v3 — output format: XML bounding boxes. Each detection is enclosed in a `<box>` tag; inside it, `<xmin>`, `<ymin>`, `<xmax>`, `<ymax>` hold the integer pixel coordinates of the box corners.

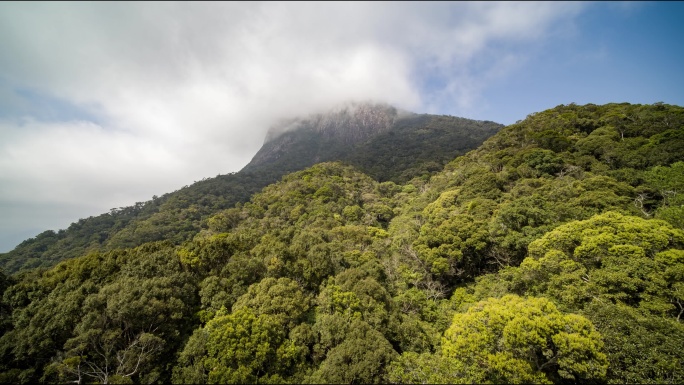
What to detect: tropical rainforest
<box><xmin>0</xmin><ymin>102</ymin><xmax>683</xmax><ymax>384</ymax></box>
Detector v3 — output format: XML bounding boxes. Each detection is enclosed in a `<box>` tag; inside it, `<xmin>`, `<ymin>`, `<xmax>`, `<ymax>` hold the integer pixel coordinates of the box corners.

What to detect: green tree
<box><xmin>53</xmin><ymin>274</ymin><xmax>194</xmax><ymax>384</ymax></box>
<box><xmin>173</xmin><ymin>307</ymin><xmax>306</xmax><ymax>384</ymax></box>
<box><xmin>307</xmin><ymin>319</ymin><xmax>396</xmax><ymax>384</ymax></box>
<box><xmin>232</xmin><ymin>277</ymin><xmax>312</xmax><ymax>328</ymax></box>
<box><xmin>645</xmin><ymin>161</ymin><xmax>684</xmax><ymax>228</ymax></box>
<box><xmin>582</xmin><ymin>300</ymin><xmax>684</xmax><ymax>384</ymax></box>
<box><xmin>469</xmin><ymin>212</ymin><xmax>684</xmax><ymax>383</ymax></box>
<box><xmin>512</xmin><ymin>212</ymin><xmax>684</xmax><ymax>317</ymax></box>
<box><xmin>390</xmin><ymin>295</ymin><xmax>607</xmax><ymax>384</ymax></box>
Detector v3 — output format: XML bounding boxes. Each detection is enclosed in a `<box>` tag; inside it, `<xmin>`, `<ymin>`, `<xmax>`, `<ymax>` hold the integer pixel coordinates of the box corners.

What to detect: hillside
<box><xmin>0</xmin><ymin>102</ymin><xmax>501</xmax><ymax>274</ymax></box>
<box><xmin>0</xmin><ymin>102</ymin><xmax>683</xmax><ymax>384</ymax></box>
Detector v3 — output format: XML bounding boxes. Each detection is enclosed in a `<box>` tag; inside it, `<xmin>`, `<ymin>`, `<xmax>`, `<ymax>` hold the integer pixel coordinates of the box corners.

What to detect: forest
<box><xmin>0</xmin><ymin>102</ymin><xmax>683</xmax><ymax>384</ymax></box>
<box><xmin>0</xmin><ymin>108</ymin><xmax>500</xmax><ymax>274</ymax></box>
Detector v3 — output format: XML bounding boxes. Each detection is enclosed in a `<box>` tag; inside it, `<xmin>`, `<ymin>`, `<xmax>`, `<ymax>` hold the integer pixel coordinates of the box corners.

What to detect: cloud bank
<box><xmin>0</xmin><ymin>2</ymin><xmax>586</xmax><ymax>251</ymax></box>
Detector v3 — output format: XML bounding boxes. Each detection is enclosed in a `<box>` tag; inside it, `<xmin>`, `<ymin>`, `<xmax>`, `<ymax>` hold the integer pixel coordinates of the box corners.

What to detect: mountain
<box><xmin>243</xmin><ymin>101</ymin><xmax>502</xmax><ymax>183</ymax></box>
<box><xmin>244</xmin><ymin>102</ymin><xmax>401</xmax><ymax>171</ymax></box>
<box><xmin>0</xmin><ymin>102</ymin><xmax>501</xmax><ymax>273</ymax></box>
<box><xmin>0</xmin><ymin>102</ymin><xmax>683</xmax><ymax>384</ymax></box>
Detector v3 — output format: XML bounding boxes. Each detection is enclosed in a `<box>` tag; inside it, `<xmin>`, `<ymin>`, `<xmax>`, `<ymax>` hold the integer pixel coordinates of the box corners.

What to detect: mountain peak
<box><xmin>263</xmin><ymin>101</ymin><xmax>406</xmax><ymax>144</ymax></box>
<box><xmin>242</xmin><ymin>102</ymin><xmax>501</xmax><ymax>182</ymax></box>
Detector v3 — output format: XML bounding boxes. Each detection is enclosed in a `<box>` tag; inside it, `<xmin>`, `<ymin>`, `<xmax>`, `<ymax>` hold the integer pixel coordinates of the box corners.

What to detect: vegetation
<box><xmin>0</xmin><ymin>102</ymin><xmax>683</xmax><ymax>384</ymax></box>
<box><xmin>0</xmin><ymin>106</ymin><xmax>500</xmax><ymax>274</ymax></box>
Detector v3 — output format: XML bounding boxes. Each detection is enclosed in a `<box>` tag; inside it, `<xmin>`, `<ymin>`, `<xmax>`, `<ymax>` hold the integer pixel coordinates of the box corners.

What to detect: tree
<box><xmin>172</xmin><ymin>307</ymin><xmax>307</xmax><ymax>384</ymax></box>
<box><xmin>513</xmin><ymin>211</ymin><xmax>684</xmax><ymax>317</ymax></box>
<box><xmin>232</xmin><ymin>277</ymin><xmax>312</xmax><ymax>329</ymax></box>
<box><xmin>51</xmin><ymin>267</ymin><xmax>196</xmax><ymax>384</ymax></box>
<box><xmin>581</xmin><ymin>300</ymin><xmax>684</xmax><ymax>384</ymax></box>
<box><xmin>645</xmin><ymin>161</ymin><xmax>684</xmax><ymax>228</ymax></box>
<box><xmin>469</xmin><ymin>212</ymin><xmax>684</xmax><ymax>383</ymax></box>
<box><xmin>55</xmin><ymin>330</ymin><xmax>164</xmax><ymax>384</ymax></box>
<box><xmin>307</xmin><ymin>319</ymin><xmax>396</xmax><ymax>384</ymax></box>
<box><xmin>389</xmin><ymin>295</ymin><xmax>608</xmax><ymax>384</ymax></box>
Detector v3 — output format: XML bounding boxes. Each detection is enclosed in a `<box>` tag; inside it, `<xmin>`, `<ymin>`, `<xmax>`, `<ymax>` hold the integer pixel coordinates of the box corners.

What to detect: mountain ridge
<box><xmin>245</xmin><ymin>102</ymin><xmax>401</xmax><ymax>169</ymax></box>
<box><xmin>0</xmin><ymin>102</ymin><xmax>501</xmax><ymax>273</ymax></box>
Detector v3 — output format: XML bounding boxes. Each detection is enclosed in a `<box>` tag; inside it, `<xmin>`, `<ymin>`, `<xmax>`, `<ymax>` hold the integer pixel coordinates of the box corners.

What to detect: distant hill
<box><xmin>0</xmin><ymin>102</ymin><xmax>501</xmax><ymax>273</ymax></box>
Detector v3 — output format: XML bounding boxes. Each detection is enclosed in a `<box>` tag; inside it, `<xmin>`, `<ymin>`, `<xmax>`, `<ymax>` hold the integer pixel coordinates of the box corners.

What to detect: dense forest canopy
<box><xmin>0</xmin><ymin>102</ymin><xmax>683</xmax><ymax>384</ymax></box>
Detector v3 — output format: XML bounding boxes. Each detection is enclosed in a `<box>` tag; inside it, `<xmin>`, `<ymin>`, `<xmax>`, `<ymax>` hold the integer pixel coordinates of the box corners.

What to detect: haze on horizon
<box><xmin>1</xmin><ymin>2</ymin><xmax>683</xmax><ymax>252</ymax></box>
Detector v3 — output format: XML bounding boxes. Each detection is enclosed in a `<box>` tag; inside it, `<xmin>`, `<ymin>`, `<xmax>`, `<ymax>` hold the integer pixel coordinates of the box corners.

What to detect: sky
<box><xmin>0</xmin><ymin>1</ymin><xmax>683</xmax><ymax>252</ymax></box>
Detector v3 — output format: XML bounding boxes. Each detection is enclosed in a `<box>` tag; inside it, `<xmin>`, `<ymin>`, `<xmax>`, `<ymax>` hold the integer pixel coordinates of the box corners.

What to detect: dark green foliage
<box><xmin>307</xmin><ymin>320</ymin><xmax>397</xmax><ymax>384</ymax></box>
<box><xmin>582</xmin><ymin>301</ymin><xmax>684</xmax><ymax>384</ymax></box>
<box><xmin>346</xmin><ymin>114</ymin><xmax>501</xmax><ymax>183</ymax></box>
<box><xmin>1</xmin><ymin>243</ymin><xmax>199</xmax><ymax>384</ymax></box>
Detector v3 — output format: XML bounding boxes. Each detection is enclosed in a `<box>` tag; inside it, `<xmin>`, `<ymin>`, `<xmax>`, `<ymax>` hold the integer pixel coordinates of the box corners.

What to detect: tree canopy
<box><xmin>1</xmin><ymin>102</ymin><xmax>683</xmax><ymax>384</ymax></box>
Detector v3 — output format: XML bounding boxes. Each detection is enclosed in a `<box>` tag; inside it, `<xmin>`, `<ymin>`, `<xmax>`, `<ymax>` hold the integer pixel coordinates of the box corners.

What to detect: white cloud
<box><xmin>0</xmin><ymin>1</ymin><xmax>589</xmax><ymax>251</ymax></box>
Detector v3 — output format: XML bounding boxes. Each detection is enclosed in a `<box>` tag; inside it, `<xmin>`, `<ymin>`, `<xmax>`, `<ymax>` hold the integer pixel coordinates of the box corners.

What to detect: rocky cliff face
<box><xmin>246</xmin><ymin>102</ymin><xmax>406</xmax><ymax>169</ymax></box>
<box><xmin>241</xmin><ymin>101</ymin><xmax>502</xmax><ymax>184</ymax></box>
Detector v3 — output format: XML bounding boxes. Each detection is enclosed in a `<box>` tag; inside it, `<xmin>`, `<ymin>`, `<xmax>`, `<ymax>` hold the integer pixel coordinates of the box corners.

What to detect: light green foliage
<box><xmin>182</xmin><ymin>307</ymin><xmax>303</xmax><ymax>384</ymax></box>
<box><xmin>387</xmin><ymin>351</ymin><xmax>460</xmax><ymax>384</ymax></box>
<box><xmin>514</xmin><ymin>212</ymin><xmax>684</xmax><ymax>316</ymax></box>
<box><xmin>317</xmin><ymin>283</ymin><xmax>364</xmax><ymax>321</ymax></box>
<box><xmin>316</xmin><ymin>269</ymin><xmax>391</xmax><ymax>332</ymax></box>
<box><xmin>388</xmin><ymin>295</ymin><xmax>607</xmax><ymax>384</ymax></box>
<box><xmin>342</xmin><ymin>204</ymin><xmax>364</xmax><ymax>221</ymax></box>
<box><xmin>205</xmin><ymin>309</ymin><xmax>284</xmax><ymax>383</ymax></box>
<box><xmin>232</xmin><ymin>277</ymin><xmax>312</xmax><ymax>328</ymax></box>
<box><xmin>466</xmin><ymin>212</ymin><xmax>684</xmax><ymax>383</ymax></box>
<box><xmin>442</xmin><ymin>295</ymin><xmax>606</xmax><ymax>383</ymax></box>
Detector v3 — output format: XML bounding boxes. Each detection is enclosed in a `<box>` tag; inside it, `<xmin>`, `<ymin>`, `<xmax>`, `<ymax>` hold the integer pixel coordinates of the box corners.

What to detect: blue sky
<box><xmin>0</xmin><ymin>2</ymin><xmax>683</xmax><ymax>252</ymax></box>
<box><xmin>473</xmin><ymin>2</ymin><xmax>684</xmax><ymax>123</ymax></box>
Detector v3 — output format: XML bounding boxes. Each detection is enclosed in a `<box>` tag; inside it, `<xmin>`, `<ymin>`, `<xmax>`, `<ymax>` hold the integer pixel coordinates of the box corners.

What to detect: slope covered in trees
<box><xmin>0</xmin><ymin>103</ymin><xmax>500</xmax><ymax>274</ymax></box>
<box><xmin>0</xmin><ymin>102</ymin><xmax>683</xmax><ymax>384</ymax></box>
<box><xmin>0</xmin><ymin>171</ymin><xmax>274</xmax><ymax>273</ymax></box>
